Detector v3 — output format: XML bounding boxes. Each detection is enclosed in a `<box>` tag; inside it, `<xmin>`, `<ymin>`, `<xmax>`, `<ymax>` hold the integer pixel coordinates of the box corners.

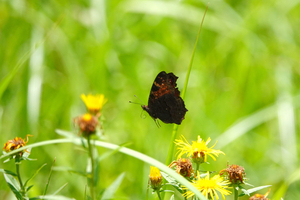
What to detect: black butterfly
<box><xmin>141</xmin><ymin>71</ymin><xmax>188</xmax><ymax>125</ymax></box>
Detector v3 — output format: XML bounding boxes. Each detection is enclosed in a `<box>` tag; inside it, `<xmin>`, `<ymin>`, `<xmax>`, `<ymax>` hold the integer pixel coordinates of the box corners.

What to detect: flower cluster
<box><xmin>166</xmin><ymin>135</ymin><xmax>232</xmax><ymax>199</ymax></box>
<box><xmin>75</xmin><ymin>94</ymin><xmax>107</xmax><ymax>137</ymax></box>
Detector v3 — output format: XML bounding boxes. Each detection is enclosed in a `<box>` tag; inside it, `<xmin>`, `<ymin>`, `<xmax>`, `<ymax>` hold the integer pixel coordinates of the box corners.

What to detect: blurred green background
<box><xmin>0</xmin><ymin>0</ymin><xmax>299</xmax><ymax>199</ymax></box>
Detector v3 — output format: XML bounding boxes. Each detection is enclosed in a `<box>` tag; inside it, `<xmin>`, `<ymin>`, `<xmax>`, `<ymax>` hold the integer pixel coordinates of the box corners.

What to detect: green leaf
<box><xmin>52</xmin><ymin>166</ymin><xmax>87</xmax><ymax>177</ymax></box>
<box><xmin>239</xmin><ymin>185</ymin><xmax>271</xmax><ymax>197</ymax></box>
<box><xmin>100</xmin><ymin>172</ymin><xmax>125</xmax><ymax>200</ymax></box>
<box><xmin>161</xmin><ymin>171</ymin><xmax>183</xmax><ymax>193</ymax></box>
<box><xmin>3</xmin><ymin>173</ymin><xmax>22</xmax><ymax>200</ymax></box>
<box><xmin>240</xmin><ymin>188</ymin><xmax>250</xmax><ymax>196</ymax></box>
<box><xmin>56</xmin><ymin>129</ymin><xmax>77</xmax><ymax>138</ymax></box>
<box><xmin>29</xmin><ymin>195</ymin><xmax>75</xmax><ymax>200</ymax></box>
<box><xmin>94</xmin><ymin>142</ymin><xmax>130</xmax><ymax>186</ymax></box>
<box><xmin>273</xmin><ymin>167</ymin><xmax>300</xmax><ymax>199</ymax></box>
<box><xmin>22</xmin><ymin>148</ymin><xmax>32</xmax><ymax>159</ymax></box>
<box><xmin>44</xmin><ymin>158</ymin><xmax>56</xmax><ymax>195</ymax></box>
<box><xmin>169</xmin><ymin>194</ymin><xmax>175</xmax><ymax>200</ymax></box>
<box><xmin>96</xmin><ymin>142</ymin><xmax>131</xmax><ymax>163</ymax></box>
<box><xmin>26</xmin><ymin>185</ymin><xmax>34</xmax><ymax>192</ymax></box>
<box><xmin>52</xmin><ymin>183</ymin><xmax>69</xmax><ymax>195</ymax></box>
<box><xmin>24</xmin><ymin>163</ymin><xmax>47</xmax><ymax>188</ymax></box>
<box><xmin>0</xmin><ymin>169</ymin><xmax>17</xmax><ymax>176</ymax></box>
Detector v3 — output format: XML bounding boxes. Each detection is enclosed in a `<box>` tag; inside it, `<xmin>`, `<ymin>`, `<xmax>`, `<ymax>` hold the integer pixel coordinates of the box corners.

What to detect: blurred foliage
<box><xmin>0</xmin><ymin>0</ymin><xmax>300</xmax><ymax>199</ymax></box>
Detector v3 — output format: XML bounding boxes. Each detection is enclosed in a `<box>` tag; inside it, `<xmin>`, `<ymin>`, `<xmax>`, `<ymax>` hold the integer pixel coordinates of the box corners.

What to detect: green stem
<box><xmin>181</xmin><ymin>3</ymin><xmax>209</xmax><ymax>100</ymax></box>
<box><xmin>87</xmin><ymin>136</ymin><xmax>96</xmax><ymax>200</ymax></box>
<box><xmin>156</xmin><ymin>190</ymin><xmax>162</xmax><ymax>200</ymax></box>
<box><xmin>165</xmin><ymin>4</ymin><xmax>209</xmax><ymax>167</ymax></box>
<box><xmin>196</xmin><ymin>163</ymin><xmax>200</xmax><ymax>172</ymax></box>
<box><xmin>15</xmin><ymin>156</ymin><xmax>25</xmax><ymax>196</ymax></box>
<box><xmin>165</xmin><ymin>125</ymin><xmax>179</xmax><ymax>166</ymax></box>
<box><xmin>233</xmin><ymin>183</ymin><xmax>239</xmax><ymax>200</ymax></box>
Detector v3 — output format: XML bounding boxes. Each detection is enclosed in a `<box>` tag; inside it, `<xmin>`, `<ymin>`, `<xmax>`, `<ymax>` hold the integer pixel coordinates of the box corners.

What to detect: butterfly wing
<box><xmin>147</xmin><ymin>71</ymin><xmax>187</xmax><ymax>124</ymax></box>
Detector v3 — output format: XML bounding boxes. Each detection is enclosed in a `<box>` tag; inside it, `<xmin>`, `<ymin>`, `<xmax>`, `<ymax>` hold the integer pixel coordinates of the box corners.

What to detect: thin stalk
<box><xmin>156</xmin><ymin>190</ymin><xmax>162</xmax><ymax>200</ymax></box>
<box><xmin>196</xmin><ymin>163</ymin><xmax>200</xmax><ymax>172</ymax></box>
<box><xmin>165</xmin><ymin>3</ymin><xmax>209</xmax><ymax>167</ymax></box>
<box><xmin>87</xmin><ymin>136</ymin><xmax>96</xmax><ymax>200</ymax></box>
<box><xmin>15</xmin><ymin>156</ymin><xmax>25</xmax><ymax>196</ymax></box>
<box><xmin>163</xmin><ymin>4</ymin><xmax>209</xmax><ymax>200</ymax></box>
<box><xmin>233</xmin><ymin>183</ymin><xmax>239</xmax><ymax>200</ymax></box>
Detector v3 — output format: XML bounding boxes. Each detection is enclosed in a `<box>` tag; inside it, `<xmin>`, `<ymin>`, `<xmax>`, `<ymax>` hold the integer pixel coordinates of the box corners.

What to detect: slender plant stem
<box><xmin>196</xmin><ymin>163</ymin><xmax>200</xmax><ymax>173</ymax></box>
<box><xmin>15</xmin><ymin>156</ymin><xmax>25</xmax><ymax>196</ymax></box>
<box><xmin>165</xmin><ymin>125</ymin><xmax>178</xmax><ymax>166</ymax></box>
<box><xmin>233</xmin><ymin>183</ymin><xmax>239</xmax><ymax>200</ymax></box>
<box><xmin>163</xmin><ymin>4</ymin><xmax>209</xmax><ymax>200</ymax></box>
<box><xmin>165</xmin><ymin>3</ymin><xmax>210</xmax><ymax>167</ymax></box>
<box><xmin>156</xmin><ymin>190</ymin><xmax>162</xmax><ymax>200</ymax></box>
<box><xmin>87</xmin><ymin>136</ymin><xmax>96</xmax><ymax>200</ymax></box>
<box><xmin>181</xmin><ymin>3</ymin><xmax>209</xmax><ymax>100</ymax></box>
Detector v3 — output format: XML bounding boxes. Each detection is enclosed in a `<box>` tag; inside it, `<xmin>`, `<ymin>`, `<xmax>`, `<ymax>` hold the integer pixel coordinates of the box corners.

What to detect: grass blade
<box><xmin>100</xmin><ymin>173</ymin><xmax>125</xmax><ymax>200</ymax></box>
<box><xmin>165</xmin><ymin>3</ymin><xmax>209</xmax><ymax>166</ymax></box>
<box><xmin>44</xmin><ymin>158</ymin><xmax>56</xmax><ymax>195</ymax></box>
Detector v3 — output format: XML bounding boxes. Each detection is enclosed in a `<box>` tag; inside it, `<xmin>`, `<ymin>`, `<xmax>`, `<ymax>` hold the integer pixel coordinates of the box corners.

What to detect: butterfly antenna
<box><xmin>129</xmin><ymin>95</ymin><xmax>145</xmax><ymax>105</ymax></box>
<box><xmin>128</xmin><ymin>101</ymin><xmax>142</xmax><ymax>105</ymax></box>
<box><xmin>134</xmin><ymin>95</ymin><xmax>146</xmax><ymax>105</ymax></box>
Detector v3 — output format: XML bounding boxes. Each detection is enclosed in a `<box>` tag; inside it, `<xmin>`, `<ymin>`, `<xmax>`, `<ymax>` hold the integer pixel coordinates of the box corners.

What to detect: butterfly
<box><xmin>141</xmin><ymin>71</ymin><xmax>188</xmax><ymax>125</ymax></box>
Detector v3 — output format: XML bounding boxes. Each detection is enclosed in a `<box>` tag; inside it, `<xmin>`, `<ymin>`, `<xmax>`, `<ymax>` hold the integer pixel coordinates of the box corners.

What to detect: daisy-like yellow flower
<box><xmin>81</xmin><ymin>94</ymin><xmax>107</xmax><ymax>115</ymax></box>
<box><xmin>149</xmin><ymin>166</ymin><xmax>163</xmax><ymax>190</ymax></box>
<box><xmin>175</xmin><ymin>135</ymin><xmax>225</xmax><ymax>163</ymax></box>
<box><xmin>3</xmin><ymin>135</ymin><xmax>32</xmax><ymax>155</ymax></box>
<box><xmin>183</xmin><ymin>172</ymin><xmax>231</xmax><ymax>200</ymax></box>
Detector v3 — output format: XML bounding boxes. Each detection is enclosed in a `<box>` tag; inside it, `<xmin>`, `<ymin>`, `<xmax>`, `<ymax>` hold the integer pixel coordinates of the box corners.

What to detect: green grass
<box><xmin>1</xmin><ymin>0</ymin><xmax>300</xmax><ymax>199</ymax></box>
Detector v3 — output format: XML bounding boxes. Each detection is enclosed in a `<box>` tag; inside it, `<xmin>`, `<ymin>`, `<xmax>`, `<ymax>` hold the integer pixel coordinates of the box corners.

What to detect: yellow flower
<box><xmin>81</xmin><ymin>94</ymin><xmax>107</xmax><ymax>115</ymax></box>
<box><xmin>175</xmin><ymin>135</ymin><xmax>225</xmax><ymax>163</ymax></box>
<box><xmin>3</xmin><ymin>135</ymin><xmax>32</xmax><ymax>155</ymax></box>
<box><xmin>183</xmin><ymin>172</ymin><xmax>231</xmax><ymax>199</ymax></box>
<box><xmin>149</xmin><ymin>166</ymin><xmax>162</xmax><ymax>190</ymax></box>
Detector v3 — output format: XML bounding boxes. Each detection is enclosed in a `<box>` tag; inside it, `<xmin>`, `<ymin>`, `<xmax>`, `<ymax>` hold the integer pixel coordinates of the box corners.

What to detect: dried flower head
<box><xmin>249</xmin><ymin>189</ymin><xmax>270</xmax><ymax>200</ymax></box>
<box><xmin>149</xmin><ymin>166</ymin><xmax>162</xmax><ymax>191</ymax></box>
<box><xmin>183</xmin><ymin>172</ymin><xmax>231</xmax><ymax>199</ymax></box>
<box><xmin>175</xmin><ymin>135</ymin><xmax>225</xmax><ymax>164</ymax></box>
<box><xmin>3</xmin><ymin>135</ymin><xmax>32</xmax><ymax>156</ymax></box>
<box><xmin>75</xmin><ymin>113</ymin><xmax>99</xmax><ymax>136</ymax></box>
<box><xmin>220</xmin><ymin>164</ymin><xmax>246</xmax><ymax>184</ymax></box>
<box><xmin>169</xmin><ymin>158</ymin><xmax>195</xmax><ymax>178</ymax></box>
<box><xmin>81</xmin><ymin>94</ymin><xmax>107</xmax><ymax>115</ymax></box>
